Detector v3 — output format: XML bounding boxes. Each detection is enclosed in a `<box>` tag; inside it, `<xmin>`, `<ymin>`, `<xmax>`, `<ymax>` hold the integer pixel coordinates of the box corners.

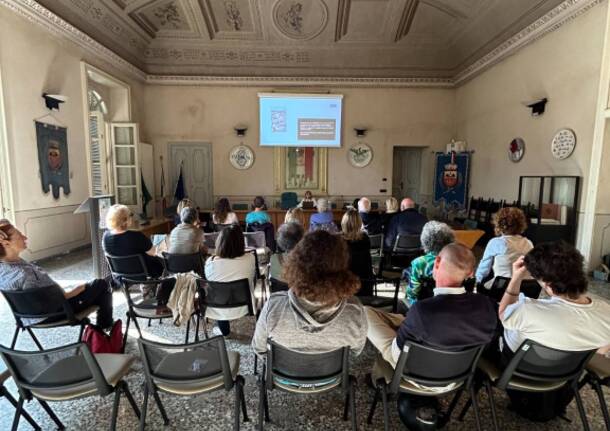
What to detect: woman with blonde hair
<box><xmin>284</xmin><ymin>207</ymin><xmax>305</xmax><ymax>225</ymax></box>
<box><xmin>341</xmin><ymin>208</ymin><xmax>374</xmax><ymax>296</ymax></box>
<box><xmin>175</xmin><ymin>198</ymin><xmax>195</xmax><ymax>226</ymax></box>
<box><xmin>476</xmin><ymin>206</ymin><xmax>533</xmax><ymax>288</ymax></box>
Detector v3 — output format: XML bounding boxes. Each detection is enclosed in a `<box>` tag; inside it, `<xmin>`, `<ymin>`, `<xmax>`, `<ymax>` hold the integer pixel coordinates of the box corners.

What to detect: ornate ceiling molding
<box><xmin>0</xmin><ymin>0</ymin><xmax>146</xmax><ymax>80</ymax></box>
<box><xmin>453</xmin><ymin>0</ymin><xmax>603</xmax><ymax>85</ymax></box>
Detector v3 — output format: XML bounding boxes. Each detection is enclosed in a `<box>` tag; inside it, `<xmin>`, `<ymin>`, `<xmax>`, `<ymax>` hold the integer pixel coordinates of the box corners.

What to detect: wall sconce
<box><xmin>234</xmin><ymin>126</ymin><xmax>247</xmax><ymax>137</ymax></box>
<box><xmin>354</xmin><ymin>127</ymin><xmax>368</xmax><ymax>137</ymax></box>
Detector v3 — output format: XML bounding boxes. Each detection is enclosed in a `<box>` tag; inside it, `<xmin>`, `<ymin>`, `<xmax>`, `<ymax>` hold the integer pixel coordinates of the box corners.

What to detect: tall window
<box><xmin>87</xmin><ymin>89</ymin><xmax>108</xmax><ymax>196</ymax></box>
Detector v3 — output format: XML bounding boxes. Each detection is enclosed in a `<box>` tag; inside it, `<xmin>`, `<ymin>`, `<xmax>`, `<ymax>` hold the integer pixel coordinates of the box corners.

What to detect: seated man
<box><xmin>358</xmin><ymin>197</ymin><xmax>382</xmax><ymax>235</ymax></box>
<box><xmin>366</xmin><ymin>243</ymin><xmax>497</xmax><ymax>368</ymax></box>
<box><xmin>499</xmin><ymin>241</ymin><xmax>610</xmax><ymax>358</ymax></box>
<box><xmin>384</xmin><ymin>198</ymin><xmax>428</xmax><ymax>249</ymax></box>
<box><xmin>168</xmin><ymin>207</ymin><xmax>206</xmax><ymax>255</ymax></box>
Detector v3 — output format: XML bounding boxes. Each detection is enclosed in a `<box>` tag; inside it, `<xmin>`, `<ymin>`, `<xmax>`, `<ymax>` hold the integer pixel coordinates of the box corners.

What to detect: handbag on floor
<box><xmin>82</xmin><ymin>319</ymin><xmax>123</xmax><ymax>354</ymax></box>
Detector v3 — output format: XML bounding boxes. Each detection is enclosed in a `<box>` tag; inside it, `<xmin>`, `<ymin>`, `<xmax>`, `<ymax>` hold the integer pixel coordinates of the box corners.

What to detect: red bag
<box><xmin>82</xmin><ymin>320</ymin><xmax>123</xmax><ymax>353</ymax></box>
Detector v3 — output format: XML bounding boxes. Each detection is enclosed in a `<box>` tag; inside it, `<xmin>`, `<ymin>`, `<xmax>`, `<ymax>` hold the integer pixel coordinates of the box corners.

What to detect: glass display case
<box><xmin>518</xmin><ymin>176</ymin><xmax>580</xmax><ymax>244</ymax></box>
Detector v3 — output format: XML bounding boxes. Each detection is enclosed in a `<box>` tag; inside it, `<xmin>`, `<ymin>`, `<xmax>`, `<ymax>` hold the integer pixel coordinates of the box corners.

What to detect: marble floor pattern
<box><xmin>0</xmin><ymin>248</ymin><xmax>607</xmax><ymax>430</ymax></box>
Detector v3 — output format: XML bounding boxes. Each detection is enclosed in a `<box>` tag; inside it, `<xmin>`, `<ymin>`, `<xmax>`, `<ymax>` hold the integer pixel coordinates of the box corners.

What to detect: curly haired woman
<box><xmin>252</xmin><ymin>230</ymin><xmax>367</xmax><ymax>355</ymax></box>
<box><xmin>475</xmin><ymin>207</ymin><xmax>533</xmax><ymax>288</ymax></box>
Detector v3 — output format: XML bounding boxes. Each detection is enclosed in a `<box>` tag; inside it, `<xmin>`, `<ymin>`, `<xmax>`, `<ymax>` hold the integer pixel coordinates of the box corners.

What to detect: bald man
<box><xmin>366</xmin><ymin>243</ymin><xmax>498</xmax><ymax>368</ymax></box>
<box><xmin>384</xmin><ymin>197</ymin><xmax>428</xmax><ymax>249</ymax></box>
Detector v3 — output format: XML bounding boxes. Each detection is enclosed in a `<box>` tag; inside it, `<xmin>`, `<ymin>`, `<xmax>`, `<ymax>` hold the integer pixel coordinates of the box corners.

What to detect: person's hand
<box><xmin>511</xmin><ymin>256</ymin><xmax>529</xmax><ymax>281</ymax></box>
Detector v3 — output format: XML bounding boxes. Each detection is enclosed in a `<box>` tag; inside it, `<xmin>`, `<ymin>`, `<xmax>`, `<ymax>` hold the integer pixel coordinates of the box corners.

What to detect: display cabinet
<box><xmin>518</xmin><ymin>176</ymin><xmax>580</xmax><ymax>244</ymax></box>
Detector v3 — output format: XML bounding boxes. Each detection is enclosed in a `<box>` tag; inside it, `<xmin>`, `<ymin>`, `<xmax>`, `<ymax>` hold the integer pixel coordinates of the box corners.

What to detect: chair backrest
<box><xmin>280</xmin><ymin>192</ymin><xmax>299</xmax><ymax>210</ymax></box>
<box><xmin>244</xmin><ymin>231</ymin><xmax>266</xmax><ymax>249</ymax></box>
<box><xmin>496</xmin><ymin>340</ymin><xmax>596</xmax><ymax>390</ymax></box>
<box><xmin>269</xmin><ymin>277</ymin><xmax>289</xmax><ymax>293</ymax></box>
<box><xmin>1</xmin><ymin>287</ymin><xmax>75</xmax><ymax>326</ymax></box>
<box><xmin>162</xmin><ymin>251</ymin><xmax>204</xmax><ymax>275</ymax></box>
<box><xmin>487</xmin><ymin>276</ymin><xmax>541</xmax><ymax>302</ymax></box>
<box><xmin>246</xmin><ymin>222</ymin><xmax>275</xmax><ymax>251</ymax></box>
<box><xmin>393</xmin><ymin>234</ymin><xmax>422</xmax><ymax>254</ymax></box>
<box><xmin>105</xmin><ymin>253</ymin><xmax>150</xmax><ymax>281</ymax></box>
<box><xmin>233</xmin><ymin>203</ymin><xmax>248</xmax><ymax>211</ymax></box>
<box><xmin>0</xmin><ymin>342</ymin><xmax>112</xmax><ymax>400</ymax></box>
<box><xmin>369</xmin><ymin>234</ymin><xmax>384</xmax><ymax>254</ymax></box>
<box><xmin>138</xmin><ymin>336</ymin><xmax>234</xmax><ymax>391</ymax></box>
<box><xmin>213</xmin><ymin>223</ymin><xmax>233</xmax><ymax>232</ymax></box>
<box><xmin>418</xmin><ymin>278</ymin><xmax>436</xmax><ymax>301</ymax></box>
<box><xmin>265</xmin><ymin>340</ymin><xmax>349</xmax><ymax>391</ymax></box>
<box><xmin>202</xmin><ymin>279</ymin><xmax>253</xmax><ymax>316</ymax></box>
<box><xmin>390</xmin><ymin>342</ymin><xmax>484</xmax><ymax>394</ymax></box>
<box><xmin>203</xmin><ymin>232</ymin><xmax>219</xmax><ymax>249</ymax></box>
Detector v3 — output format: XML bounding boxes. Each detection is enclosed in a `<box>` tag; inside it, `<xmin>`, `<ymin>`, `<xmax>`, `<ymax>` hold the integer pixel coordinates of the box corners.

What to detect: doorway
<box><xmin>392</xmin><ymin>147</ymin><xmax>423</xmax><ymax>202</ymax></box>
<box><xmin>169</xmin><ymin>142</ymin><xmax>213</xmax><ymax>210</ymax></box>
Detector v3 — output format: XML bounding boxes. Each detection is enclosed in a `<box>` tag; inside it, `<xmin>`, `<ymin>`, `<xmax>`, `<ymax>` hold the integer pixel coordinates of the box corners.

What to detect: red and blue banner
<box><xmin>434</xmin><ymin>152</ymin><xmax>470</xmax><ymax>208</ymax></box>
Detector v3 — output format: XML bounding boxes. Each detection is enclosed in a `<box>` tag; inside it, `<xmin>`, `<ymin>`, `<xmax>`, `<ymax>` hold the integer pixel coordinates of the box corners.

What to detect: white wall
<box><xmin>455</xmin><ymin>3</ymin><xmax>607</xmax><ymax>253</ymax></box>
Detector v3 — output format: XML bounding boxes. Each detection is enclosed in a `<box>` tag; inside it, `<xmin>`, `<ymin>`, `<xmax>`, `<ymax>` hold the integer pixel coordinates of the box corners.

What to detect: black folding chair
<box><xmin>1</xmin><ymin>287</ymin><xmax>97</xmax><ymax>350</ymax></box>
<box><xmin>0</xmin><ymin>342</ymin><xmax>140</xmax><ymax>431</ymax></box>
<box><xmin>138</xmin><ymin>336</ymin><xmax>248</xmax><ymax>431</ymax></box>
<box><xmin>460</xmin><ymin>339</ymin><xmax>596</xmax><ymax>431</ymax></box>
<box><xmin>481</xmin><ymin>276</ymin><xmax>542</xmax><ymax>302</ymax></box>
<box><xmin>268</xmin><ymin>277</ymin><xmax>289</xmax><ymax>293</ymax></box>
<box><xmin>367</xmin><ymin>342</ymin><xmax>485</xmax><ymax>431</ymax></box>
<box><xmin>203</xmin><ymin>232</ymin><xmax>220</xmax><ymax>251</ymax></box>
<box><xmin>162</xmin><ymin>251</ymin><xmax>204</xmax><ymax>276</ymax></box>
<box><xmin>379</xmin><ymin>234</ymin><xmax>422</xmax><ymax>312</ymax></box>
<box><xmin>369</xmin><ymin>233</ymin><xmax>384</xmax><ymax>276</ymax></box>
<box><xmin>259</xmin><ymin>340</ymin><xmax>357</xmax><ymax>430</ymax></box>
<box><xmin>579</xmin><ymin>354</ymin><xmax>610</xmax><ymax>430</ymax></box>
<box><xmin>1</xmin><ymin>369</ymin><xmax>41</xmax><ymax>430</ymax></box>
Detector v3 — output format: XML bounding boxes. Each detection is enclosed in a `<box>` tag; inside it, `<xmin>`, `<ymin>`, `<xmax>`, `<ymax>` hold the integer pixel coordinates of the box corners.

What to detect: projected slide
<box><xmin>259</xmin><ymin>94</ymin><xmax>343</xmax><ymax>147</ymax></box>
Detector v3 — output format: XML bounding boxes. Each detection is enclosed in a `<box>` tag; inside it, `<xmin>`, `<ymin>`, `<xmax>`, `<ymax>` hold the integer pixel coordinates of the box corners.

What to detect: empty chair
<box><xmin>1</xmin><ymin>287</ymin><xmax>97</xmax><ymax>350</ymax></box>
<box><xmin>459</xmin><ymin>340</ymin><xmax>596</xmax><ymax>430</ymax></box>
<box><xmin>258</xmin><ymin>340</ymin><xmax>357</xmax><ymax>430</ymax></box>
<box><xmin>199</xmin><ymin>279</ymin><xmax>255</xmax><ymax>337</ymax></box>
<box><xmin>280</xmin><ymin>192</ymin><xmax>299</xmax><ymax>210</ymax></box>
<box><xmin>162</xmin><ymin>251</ymin><xmax>204</xmax><ymax>275</ymax></box>
<box><xmin>380</xmin><ymin>234</ymin><xmax>422</xmax><ymax>312</ymax></box>
<box><xmin>1</xmin><ymin>369</ymin><xmax>41</xmax><ymax>431</ymax></box>
<box><xmin>368</xmin><ymin>342</ymin><xmax>485</xmax><ymax>431</ymax></box>
<box><xmin>138</xmin><ymin>336</ymin><xmax>248</xmax><ymax>431</ymax></box>
<box><xmin>579</xmin><ymin>354</ymin><xmax>610</xmax><ymax>429</ymax></box>
<box><xmin>203</xmin><ymin>232</ymin><xmax>220</xmax><ymax>250</ymax></box>
<box><xmin>0</xmin><ymin>342</ymin><xmax>140</xmax><ymax>431</ymax></box>
<box><xmin>368</xmin><ymin>233</ymin><xmax>384</xmax><ymax>275</ymax></box>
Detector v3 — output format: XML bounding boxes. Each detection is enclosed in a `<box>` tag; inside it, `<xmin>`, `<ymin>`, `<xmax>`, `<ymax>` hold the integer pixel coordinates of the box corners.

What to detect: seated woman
<box><xmin>168</xmin><ymin>207</ymin><xmax>206</xmax><ymax>255</ymax></box>
<box><xmin>269</xmin><ymin>222</ymin><xmax>304</xmax><ymax>282</ymax></box>
<box><xmin>212</xmin><ymin>197</ymin><xmax>239</xmax><ymax>227</ymax></box>
<box><xmin>252</xmin><ymin>230</ymin><xmax>367</xmax><ymax>355</ymax></box>
<box><xmin>174</xmin><ymin>198</ymin><xmax>195</xmax><ymax>226</ymax></box>
<box><xmin>0</xmin><ymin>219</ymin><xmax>113</xmax><ymax>329</ymax></box>
<box><xmin>500</xmin><ymin>242</ymin><xmax>610</xmax><ymax>357</ymax></box>
<box><xmin>381</xmin><ymin>197</ymin><xmax>399</xmax><ymax>233</ymax></box>
<box><xmin>103</xmin><ymin>204</ymin><xmax>165</xmax><ymax>278</ymax></box>
<box><xmin>284</xmin><ymin>207</ymin><xmax>305</xmax><ymax>226</ymax></box>
<box><xmin>341</xmin><ymin>209</ymin><xmax>374</xmax><ymax>296</ymax></box>
<box><xmin>309</xmin><ymin>198</ymin><xmax>338</xmax><ymax>233</ymax></box>
<box><xmin>476</xmin><ymin>207</ymin><xmax>533</xmax><ymax>288</ymax></box>
<box><xmin>297</xmin><ymin>190</ymin><xmax>316</xmax><ymax>209</ymax></box>
<box><xmin>245</xmin><ymin>196</ymin><xmax>271</xmax><ymax>225</ymax></box>
<box><xmin>204</xmin><ymin>225</ymin><xmax>256</xmax><ymax>336</ymax></box>
<box><xmin>403</xmin><ymin>221</ymin><xmax>455</xmax><ymax>307</ymax></box>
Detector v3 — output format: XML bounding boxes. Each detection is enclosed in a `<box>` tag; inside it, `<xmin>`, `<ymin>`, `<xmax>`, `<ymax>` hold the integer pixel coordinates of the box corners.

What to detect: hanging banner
<box><xmin>433</xmin><ymin>152</ymin><xmax>470</xmax><ymax>208</ymax></box>
<box><xmin>35</xmin><ymin>121</ymin><xmax>70</xmax><ymax>199</ymax></box>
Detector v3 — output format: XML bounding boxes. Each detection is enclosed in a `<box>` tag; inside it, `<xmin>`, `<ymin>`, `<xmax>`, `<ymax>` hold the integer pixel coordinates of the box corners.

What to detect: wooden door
<box><xmin>169</xmin><ymin>142</ymin><xmax>213</xmax><ymax>210</ymax></box>
<box><xmin>392</xmin><ymin>147</ymin><xmax>422</xmax><ymax>202</ymax></box>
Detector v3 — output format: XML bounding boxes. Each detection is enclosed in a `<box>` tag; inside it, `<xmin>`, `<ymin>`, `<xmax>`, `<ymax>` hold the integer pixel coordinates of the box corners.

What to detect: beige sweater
<box><xmin>167</xmin><ymin>273</ymin><xmax>198</xmax><ymax>326</ymax></box>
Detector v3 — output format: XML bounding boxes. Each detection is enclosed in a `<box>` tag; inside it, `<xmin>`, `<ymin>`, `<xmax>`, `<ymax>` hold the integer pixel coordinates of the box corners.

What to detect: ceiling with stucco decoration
<box><xmin>35</xmin><ymin>0</ymin><xmax>568</xmax><ymax>78</ymax></box>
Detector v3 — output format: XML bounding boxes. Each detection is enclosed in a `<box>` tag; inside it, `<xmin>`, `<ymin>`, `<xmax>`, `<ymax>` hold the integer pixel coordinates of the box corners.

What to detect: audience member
<box><xmin>245</xmin><ymin>196</ymin><xmax>271</xmax><ymax>225</ymax></box>
<box><xmin>103</xmin><ymin>204</ymin><xmax>164</xmax><ymax>277</ymax></box>
<box><xmin>297</xmin><ymin>190</ymin><xmax>317</xmax><ymax>208</ymax></box>
<box><xmin>499</xmin><ymin>242</ymin><xmax>610</xmax><ymax>357</ymax></box>
<box><xmin>252</xmin><ymin>230</ymin><xmax>367</xmax><ymax>355</ymax></box>
<box><xmin>0</xmin><ymin>219</ymin><xmax>113</xmax><ymax>329</ymax></box>
<box><xmin>341</xmin><ymin>209</ymin><xmax>374</xmax><ymax>296</ymax></box>
<box><xmin>476</xmin><ymin>207</ymin><xmax>533</xmax><ymax>288</ymax></box>
<box><xmin>403</xmin><ymin>221</ymin><xmax>455</xmax><ymax>306</ymax></box>
<box><xmin>384</xmin><ymin>198</ymin><xmax>428</xmax><ymax>249</ymax></box>
<box><xmin>174</xmin><ymin>198</ymin><xmax>195</xmax><ymax>226</ymax></box>
<box><xmin>168</xmin><ymin>207</ymin><xmax>206</xmax><ymax>255</ymax></box>
<box><xmin>284</xmin><ymin>207</ymin><xmax>305</xmax><ymax>225</ymax></box>
<box><xmin>381</xmin><ymin>197</ymin><xmax>399</xmax><ymax>232</ymax></box>
<box><xmin>269</xmin><ymin>222</ymin><xmax>305</xmax><ymax>281</ymax></box>
<box><xmin>212</xmin><ymin>197</ymin><xmax>239</xmax><ymax>226</ymax></box>
<box><xmin>309</xmin><ymin>198</ymin><xmax>338</xmax><ymax>233</ymax></box>
<box><xmin>204</xmin><ymin>225</ymin><xmax>256</xmax><ymax>336</ymax></box>
<box><xmin>358</xmin><ymin>197</ymin><xmax>382</xmax><ymax>235</ymax></box>
<box><xmin>366</xmin><ymin>243</ymin><xmax>497</xmax><ymax>368</ymax></box>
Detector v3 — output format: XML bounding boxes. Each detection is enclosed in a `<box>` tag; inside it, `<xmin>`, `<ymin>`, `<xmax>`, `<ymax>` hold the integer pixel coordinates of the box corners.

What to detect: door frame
<box><xmin>168</xmin><ymin>141</ymin><xmax>214</xmax><ymax>209</ymax></box>
<box><xmin>392</xmin><ymin>146</ymin><xmax>426</xmax><ymax>202</ymax></box>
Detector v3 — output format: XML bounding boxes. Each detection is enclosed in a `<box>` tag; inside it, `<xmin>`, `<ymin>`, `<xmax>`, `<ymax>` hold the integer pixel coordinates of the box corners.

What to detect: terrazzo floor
<box><xmin>0</xmin><ymin>247</ymin><xmax>608</xmax><ymax>430</ymax></box>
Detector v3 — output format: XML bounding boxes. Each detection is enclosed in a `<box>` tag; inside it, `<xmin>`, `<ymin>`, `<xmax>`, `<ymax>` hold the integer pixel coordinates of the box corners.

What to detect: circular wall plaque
<box><xmin>229</xmin><ymin>145</ymin><xmax>254</xmax><ymax>170</ymax></box>
<box><xmin>551</xmin><ymin>128</ymin><xmax>576</xmax><ymax>160</ymax></box>
<box><xmin>348</xmin><ymin>142</ymin><xmax>373</xmax><ymax>168</ymax></box>
<box><xmin>508</xmin><ymin>137</ymin><xmax>525</xmax><ymax>162</ymax></box>
<box><xmin>272</xmin><ymin>0</ymin><xmax>328</xmax><ymax>40</ymax></box>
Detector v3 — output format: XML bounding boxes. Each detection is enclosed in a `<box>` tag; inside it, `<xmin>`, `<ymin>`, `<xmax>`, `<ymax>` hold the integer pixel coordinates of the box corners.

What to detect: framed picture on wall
<box><xmin>273</xmin><ymin>147</ymin><xmax>327</xmax><ymax>194</ymax></box>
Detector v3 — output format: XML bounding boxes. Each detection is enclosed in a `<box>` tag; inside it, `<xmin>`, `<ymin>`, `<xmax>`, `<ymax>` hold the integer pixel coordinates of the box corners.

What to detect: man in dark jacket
<box><xmin>358</xmin><ymin>197</ymin><xmax>382</xmax><ymax>235</ymax></box>
<box><xmin>384</xmin><ymin>198</ymin><xmax>428</xmax><ymax>249</ymax></box>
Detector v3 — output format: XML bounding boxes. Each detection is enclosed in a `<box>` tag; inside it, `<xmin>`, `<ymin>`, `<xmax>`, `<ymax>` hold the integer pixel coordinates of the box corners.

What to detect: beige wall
<box><xmin>0</xmin><ymin>7</ymin><xmax>144</xmax><ymax>260</ymax></box>
<box><xmin>143</xmin><ymin>86</ymin><xmax>455</xmax><ymax>205</ymax></box>
<box><xmin>455</xmin><ymin>3</ymin><xmax>606</xmax><ymax>252</ymax></box>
